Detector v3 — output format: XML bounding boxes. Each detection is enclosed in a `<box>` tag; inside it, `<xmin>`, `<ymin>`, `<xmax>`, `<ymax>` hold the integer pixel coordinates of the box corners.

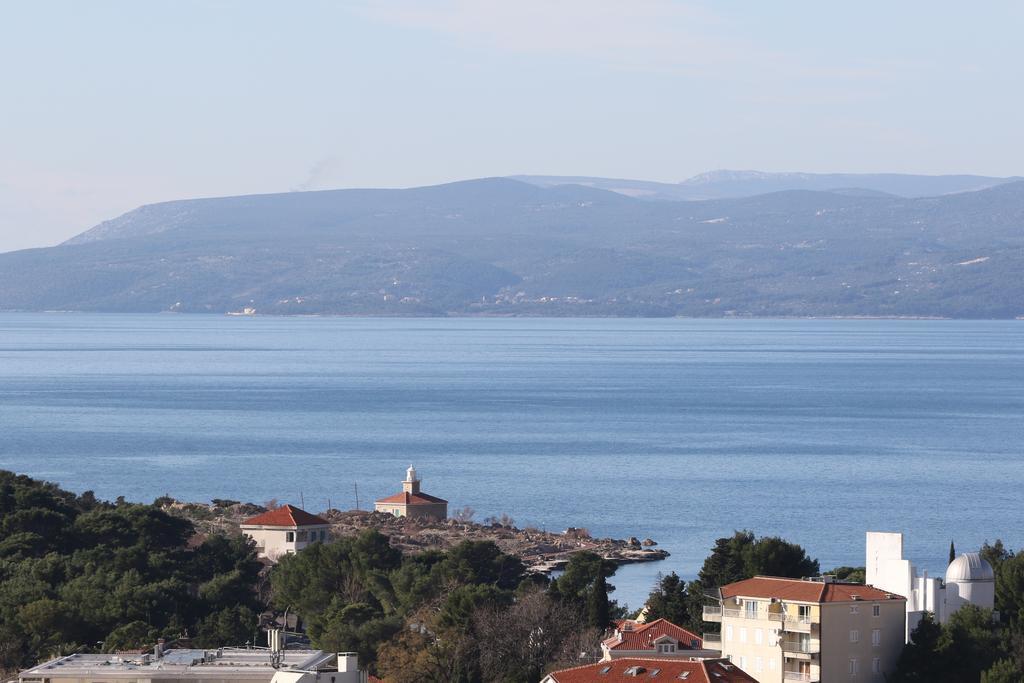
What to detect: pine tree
<box><xmin>588</xmin><ymin>574</ymin><xmax>610</xmax><ymax>630</ymax></box>
<box><xmin>950</xmin><ymin>540</ymin><xmax>957</xmax><ymax>565</ymax></box>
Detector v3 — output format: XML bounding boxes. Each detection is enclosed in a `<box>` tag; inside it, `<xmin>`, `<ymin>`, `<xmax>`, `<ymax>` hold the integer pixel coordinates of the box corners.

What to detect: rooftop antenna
<box><xmin>354</xmin><ymin>483</ymin><xmax>360</xmax><ymax>511</ymax></box>
<box><xmin>300</xmin><ymin>492</ymin><xmax>305</xmax><ymax>509</ymax></box>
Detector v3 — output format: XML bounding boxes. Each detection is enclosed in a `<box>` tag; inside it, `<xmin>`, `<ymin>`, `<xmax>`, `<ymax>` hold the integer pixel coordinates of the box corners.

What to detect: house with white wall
<box><xmin>240</xmin><ymin>504</ymin><xmax>330</xmax><ymax>561</ymax></box>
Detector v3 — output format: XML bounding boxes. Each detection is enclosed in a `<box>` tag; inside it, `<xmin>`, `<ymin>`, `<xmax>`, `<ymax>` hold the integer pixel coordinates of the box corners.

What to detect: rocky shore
<box><xmin>164</xmin><ymin>500</ymin><xmax>669</xmax><ymax>572</ymax></box>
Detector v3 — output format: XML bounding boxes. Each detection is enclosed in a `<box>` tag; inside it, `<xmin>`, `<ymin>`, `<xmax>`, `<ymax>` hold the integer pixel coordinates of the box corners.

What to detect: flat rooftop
<box><xmin>20</xmin><ymin>648</ymin><xmax>332</xmax><ymax>680</ymax></box>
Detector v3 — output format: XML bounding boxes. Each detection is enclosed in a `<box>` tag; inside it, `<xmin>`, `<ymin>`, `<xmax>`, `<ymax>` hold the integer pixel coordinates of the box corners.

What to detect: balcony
<box><xmin>783</xmin><ymin>672</ymin><xmax>815</xmax><ymax>682</ymax></box>
<box><xmin>781</xmin><ymin>614</ymin><xmax>816</xmax><ymax>632</ymax></box>
<box><xmin>781</xmin><ymin>638</ymin><xmax>820</xmax><ymax>657</ymax></box>
<box><xmin>702</xmin><ymin>633</ymin><xmax>721</xmax><ymax>647</ymax></box>
<box><xmin>703</xmin><ymin>606</ymin><xmax>722</xmax><ymax>622</ymax></box>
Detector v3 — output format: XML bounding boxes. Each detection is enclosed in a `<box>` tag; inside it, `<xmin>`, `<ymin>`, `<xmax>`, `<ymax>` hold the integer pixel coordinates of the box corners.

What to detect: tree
<box><xmin>550</xmin><ymin>551</ymin><xmax>620</xmax><ymax>629</ymax></box>
<box><xmin>642</xmin><ymin>572</ymin><xmax>689</xmax><ymax>625</ymax></box>
<box><xmin>745</xmin><ymin>536</ymin><xmax>819</xmax><ymax>579</ymax></box>
<box><xmin>588</xmin><ymin>574</ymin><xmax>610</xmax><ymax>631</ymax></box>
<box><xmin>892</xmin><ymin>613</ymin><xmax>946</xmax><ymax>682</ymax></box>
<box><xmin>194</xmin><ymin>606</ymin><xmax>258</xmax><ymax>648</ymax></box>
<box><xmin>103</xmin><ymin>620</ymin><xmax>158</xmax><ymax>653</ymax></box>
<box><xmin>950</xmin><ymin>540</ymin><xmax>957</xmax><ymax>565</ymax></box>
<box><xmin>982</xmin><ymin>658</ymin><xmax>1022</xmax><ymax>683</ymax></box>
<box><xmin>679</xmin><ymin>531</ymin><xmax>819</xmax><ymax>632</ymax></box>
<box><xmin>451</xmin><ymin>506</ymin><xmax>475</xmax><ymax>523</ymax></box>
<box><xmin>828</xmin><ymin>566</ymin><xmax>865</xmax><ymax>583</ymax></box>
<box><xmin>995</xmin><ymin>553</ymin><xmax>1024</xmax><ymax>624</ymax></box>
<box><xmin>981</xmin><ymin>540</ymin><xmax>1013</xmax><ymax>573</ymax></box>
<box><xmin>941</xmin><ymin>605</ymin><xmax>1002</xmax><ymax>679</ymax></box>
<box><xmin>474</xmin><ymin>588</ymin><xmax>600</xmax><ymax>683</ymax></box>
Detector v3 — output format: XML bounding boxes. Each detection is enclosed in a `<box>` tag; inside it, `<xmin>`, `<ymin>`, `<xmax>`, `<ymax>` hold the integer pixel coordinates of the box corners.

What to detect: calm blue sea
<box><xmin>1</xmin><ymin>313</ymin><xmax>1022</xmax><ymax>609</ymax></box>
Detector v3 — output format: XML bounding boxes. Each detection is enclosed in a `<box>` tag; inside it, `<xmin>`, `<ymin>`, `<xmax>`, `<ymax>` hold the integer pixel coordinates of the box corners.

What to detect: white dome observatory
<box><xmin>945</xmin><ymin>552</ymin><xmax>995</xmax><ymax>612</ymax></box>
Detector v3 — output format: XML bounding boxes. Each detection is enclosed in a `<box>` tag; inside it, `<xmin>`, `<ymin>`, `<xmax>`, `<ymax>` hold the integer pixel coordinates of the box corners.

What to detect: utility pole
<box><xmin>354</xmin><ymin>483</ymin><xmax>360</xmax><ymax>511</ymax></box>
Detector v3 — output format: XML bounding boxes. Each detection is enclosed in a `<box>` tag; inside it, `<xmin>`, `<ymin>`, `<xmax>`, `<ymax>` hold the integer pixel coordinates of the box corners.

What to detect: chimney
<box><xmin>155</xmin><ymin>638</ymin><xmax>165</xmax><ymax>659</ymax></box>
<box><xmin>336</xmin><ymin>653</ymin><xmax>363</xmax><ymax>683</ymax></box>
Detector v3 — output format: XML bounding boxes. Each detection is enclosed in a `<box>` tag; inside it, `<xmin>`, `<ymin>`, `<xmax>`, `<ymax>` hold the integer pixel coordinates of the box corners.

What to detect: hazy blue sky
<box><xmin>1</xmin><ymin>1</ymin><xmax>1022</xmax><ymax>252</ymax></box>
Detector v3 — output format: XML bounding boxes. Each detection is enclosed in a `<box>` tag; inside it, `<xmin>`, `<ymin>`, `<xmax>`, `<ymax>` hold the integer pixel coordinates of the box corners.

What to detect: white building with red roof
<box><xmin>541</xmin><ymin>657</ymin><xmax>758</xmax><ymax>683</ymax></box>
<box><xmin>703</xmin><ymin>575</ymin><xmax>906</xmax><ymax>683</ymax></box>
<box><xmin>374</xmin><ymin>465</ymin><xmax>448</xmax><ymax>521</ymax></box>
<box><xmin>601</xmin><ymin>618</ymin><xmax>719</xmax><ymax>660</ymax></box>
<box><xmin>239</xmin><ymin>504</ymin><xmax>330</xmax><ymax>561</ymax></box>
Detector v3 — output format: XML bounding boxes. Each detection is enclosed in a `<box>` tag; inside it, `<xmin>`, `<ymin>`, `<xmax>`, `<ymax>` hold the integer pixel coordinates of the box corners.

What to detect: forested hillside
<box><xmin>1</xmin><ymin>178</ymin><xmax>1023</xmax><ymax>317</ymax></box>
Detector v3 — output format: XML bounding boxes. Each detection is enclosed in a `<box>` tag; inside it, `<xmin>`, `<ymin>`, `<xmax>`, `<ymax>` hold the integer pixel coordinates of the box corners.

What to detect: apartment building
<box><xmin>702</xmin><ymin>576</ymin><xmax>906</xmax><ymax>683</ymax></box>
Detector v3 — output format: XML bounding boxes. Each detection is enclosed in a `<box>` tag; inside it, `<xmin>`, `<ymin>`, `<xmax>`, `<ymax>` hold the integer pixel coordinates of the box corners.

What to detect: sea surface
<box><xmin>1</xmin><ymin>313</ymin><xmax>1022</xmax><ymax>609</ymax></box>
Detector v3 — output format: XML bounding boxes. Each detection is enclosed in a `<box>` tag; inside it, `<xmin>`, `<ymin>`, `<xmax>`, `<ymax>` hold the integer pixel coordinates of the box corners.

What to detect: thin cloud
<box><xmin>358</xmin><ymin>0</ymin><xmax>762</xmax><ymax>74</ymax></box>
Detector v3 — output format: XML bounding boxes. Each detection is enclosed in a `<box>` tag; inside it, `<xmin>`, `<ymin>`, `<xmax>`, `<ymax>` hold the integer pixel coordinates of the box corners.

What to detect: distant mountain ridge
<box><xmin>513</xmin><ymin>170</ymin><xmax>1020</xmax><ymax>201</ymax></box>
<box><xmin>2</xmin><ymin>175</ymin><xmax>1024</xmax><ymax>318</ymax></box>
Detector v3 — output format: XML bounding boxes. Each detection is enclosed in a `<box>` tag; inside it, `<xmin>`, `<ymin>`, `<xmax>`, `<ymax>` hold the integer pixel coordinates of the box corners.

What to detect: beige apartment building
<box><xmin>702</xmin><ymin>576</ymin><xmax>906</xmax><ymax>683</ymax></box>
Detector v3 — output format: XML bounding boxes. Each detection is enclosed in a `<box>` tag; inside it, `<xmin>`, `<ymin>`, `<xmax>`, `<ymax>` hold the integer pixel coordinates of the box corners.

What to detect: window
<box><xmin>849</xmin><ymin>658</ymin><xmax>859</xmax><ymax>676</ymax></box>
<box><xmin>739</xmin><ymin>627</ymin><xmax>747</xmax><ymax>644</ymax></box>
<box><xmin>738</xmin><ymin>656</ymin><xmax>746</xmax><ymax>670</ymax></box>
<box><xmin>286</xmin><ymin>531</ymin><xmax>295</xmax><ymax>542</ymax></box>
<box><xmin>754</xmin><ymin>628</ymin><xmax>763</xmax><ymax>645</ymax></box>
<box><xmin>850</xmin><ymin>629</ymin><xmax>860</xmax><ymax>643</ymax></box>
<box><xmin>798</xmin><ymin>604</ymin><xmax>812</xmax><ymax>622</ymax></box>
<box><xmin>755</xmin><ymin>657</ymin><xmax>763</xmax><ymax>673</ymax></box>
<box><xmin>768</xmin><ymin>659</ymin><xmax>776</xmax><ymax>671</ymax></box>
<box><xmin>657</xmin><ymin>643</ymin><xmax>676</xmax><ymax>653</ymax></box>
<box><xmin>725</xmin><ymin>625</ymin><xmax>733</xmax><ymax>642</ymax></box>
<box><xmin>850</xmin><ymin>604</ymin><xmax>860</xmax><ymax>614</ymax></box>
<box><xmin>872</xmin><ymin>629</ymin><xmax>881</xmax><ymax>647</ymax></box>
<box><xmin>745</xmin><ymin>600</ymin><xmax>759</xmax><ymax>618</ymax></box>
<box><xmin>872</xmin><ymin>604</ymin><xmax>881</xmax><ymax>617</ymax></box>
<box><xmin>872</xmin><ymin>658</ymin><xmax>881</xmax><ymax>674</ymax></box>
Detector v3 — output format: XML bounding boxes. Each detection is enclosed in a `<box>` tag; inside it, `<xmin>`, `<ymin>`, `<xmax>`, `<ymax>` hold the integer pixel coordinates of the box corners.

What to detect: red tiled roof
<box><xmin>545</xmin><ymin>658</ymin><xmax>757</xmax><ymax>683</ymax></box>
<box><xmin>375</xmin><ymin>491</ymin><xmax>448</xmax><ymax>506</ymax></box>
<box><xmin>720</xmin><ymin>576</ymin><xmax>905</xmax><ymax>603</ymax></box>
<box><xmin>240</xmin><ymin>504</ymin><xmax>329</xmax><ymax>527</ymax></box>
<box><xmin>603</xmin><ymin>619</ymin><xmax>703</xmax><ymax>651</ymax></box>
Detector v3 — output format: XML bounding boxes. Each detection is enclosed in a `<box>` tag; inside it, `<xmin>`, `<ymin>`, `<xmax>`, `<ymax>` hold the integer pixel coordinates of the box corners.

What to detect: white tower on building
<box><xmin>403</xmin><ymin>464</ymin><xmax>420</xmax><ymax>494</ymax></box>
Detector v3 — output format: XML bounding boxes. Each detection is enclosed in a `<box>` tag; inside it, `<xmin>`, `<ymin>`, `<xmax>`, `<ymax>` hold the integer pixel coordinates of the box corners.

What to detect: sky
<box><xmin>1</xmin><ymin>1</ymin><xmax>1022</xmax><ymax>253</ymax></box>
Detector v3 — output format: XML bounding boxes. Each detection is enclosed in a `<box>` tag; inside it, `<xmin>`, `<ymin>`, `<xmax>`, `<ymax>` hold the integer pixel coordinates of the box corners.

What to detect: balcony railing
<box><xmin>702</xmin><ymin>633</ymin><xmax>722</xmax><ymax>647</ymax></box>
<box><xmin>782</xmin><ymin>614</ymin><xmax>815</xmax><ymax>631</ymax></box>
<box><xmin>703</xmin><ymin>606</ymin><xmax>722</xmax><ymax>621</ymax></box>
<box><xmin>783</xmin><ymin>672</ymin><xmax>813</xmax><ymax>682</ymax></box>
<box><xmin>781</xmin><ymin>639</ymin><xmax>820</xmax><ymax>654</ymax></box>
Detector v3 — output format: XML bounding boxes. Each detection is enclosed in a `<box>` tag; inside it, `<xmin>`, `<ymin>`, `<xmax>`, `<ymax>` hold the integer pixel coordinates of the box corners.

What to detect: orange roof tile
<box><xmin>720</xmin><ymin>576</ymin><xmax>905</xmax><ymax>603</ymax></box>
<box><xmin>375</xmin><ymin>491</ymin><xmax>448</xmax><ymax>506</ymax></box>
<box><xmin>545</xmin><ymin>658</ymin><xmax>757</xmax><ymax>683</ymax></box>
<box><xmin>603</xmin><ymin>619</ymin><xmax>703</xmax><ymax>651</ymax></box>
<box><xmin>240</xmin><ymin>504</ymin><xmax>329</xmax><ymax>527</ymax></box>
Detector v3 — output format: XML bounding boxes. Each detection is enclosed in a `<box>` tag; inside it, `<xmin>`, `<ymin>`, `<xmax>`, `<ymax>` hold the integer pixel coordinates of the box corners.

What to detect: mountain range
<box><xmin>1</xmin><ymin>171</ymin><xmax>1023</xmax><ymax>318</ymax></box>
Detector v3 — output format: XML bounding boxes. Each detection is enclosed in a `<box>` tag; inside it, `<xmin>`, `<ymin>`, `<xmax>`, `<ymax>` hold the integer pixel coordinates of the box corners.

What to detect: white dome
<box><xmin>946</xmin><ymin>553</ymin><xmax>995</xmax><ymax>582</ymax></box>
